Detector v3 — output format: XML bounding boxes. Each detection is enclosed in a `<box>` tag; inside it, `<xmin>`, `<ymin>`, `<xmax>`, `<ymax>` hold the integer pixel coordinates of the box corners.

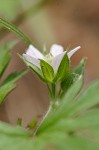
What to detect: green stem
<box><xmin>34</xmin><ymin>104</ymin><xmax>52</xmax><ymax>136</ymax></box>
<box><xmin>47</xmin><ymin>83</ymin><xmax>56</xmax><ymax>101</ymax></box>
<box><xmin>0</xmin><ymin>18</ymin><xmax>32</xmax><ymax>45</ymax></box>
<box><xmin>47</xmin><ymin>84</ymin><xmax>52</xmax><ymax>98</ymax></box>
<box><xmin>51</xmin><ymin>83</ymin><xmax>56</xmax><ymax>101</ymax></box>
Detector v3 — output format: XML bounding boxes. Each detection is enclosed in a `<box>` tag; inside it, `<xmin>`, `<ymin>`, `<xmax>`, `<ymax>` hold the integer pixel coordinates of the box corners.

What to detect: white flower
<box><xmin>23</xmin><ymin>44</ymin><xmax>81</xmax><ymax>73</ymax></box>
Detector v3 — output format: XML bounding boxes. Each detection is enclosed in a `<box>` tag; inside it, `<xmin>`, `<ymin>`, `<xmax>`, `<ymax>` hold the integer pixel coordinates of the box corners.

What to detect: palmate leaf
<box><xmin>0</xmin><ymin>70</ymin><xmax>26</xmax><ymax>103</ymax></box>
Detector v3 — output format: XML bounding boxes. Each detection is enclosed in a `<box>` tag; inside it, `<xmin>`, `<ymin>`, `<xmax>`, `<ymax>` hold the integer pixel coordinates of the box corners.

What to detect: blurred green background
<box><xmin>0</xmin><ymin>0</ymin><xmax>99</xmax><ymax>126</ymax></box>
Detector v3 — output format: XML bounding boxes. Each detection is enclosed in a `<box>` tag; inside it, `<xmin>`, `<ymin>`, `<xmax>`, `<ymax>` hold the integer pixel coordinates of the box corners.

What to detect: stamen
<box><xmin>44</xmin><ymin>53</ymin><xmax>54</xmax><ymax>63</ymax></box>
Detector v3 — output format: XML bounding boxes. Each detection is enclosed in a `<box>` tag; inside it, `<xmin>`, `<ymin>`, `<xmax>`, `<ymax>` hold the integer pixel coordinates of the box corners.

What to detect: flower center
<box><xmin>44</xmin><ymin>53</ymin><xmax>54</xmax><ymax>63</ymax></box>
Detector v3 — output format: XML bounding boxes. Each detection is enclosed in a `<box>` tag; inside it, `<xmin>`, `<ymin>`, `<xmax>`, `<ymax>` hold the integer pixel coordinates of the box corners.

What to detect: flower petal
<box><xmin>23</xmin><ymin>54</ymin><xmax>40</xmax><ymax>69</ymax></box>
<box><xmin>50</xmin><ymin>44</ymin><xmax>64</xmax><ymax>57</ymax></box>
<box><xmin>52</xmin><ymin>51</ymin><xmax>66</xmax><ymax>73</ymax></box>
<box><xmin>68</xmin><ymin>46</ymin><xmax>81</xmax><ymax>58</ymax></box>
<box><xmin>26</xmin><ymin>45</ymin><xmax>44</xmax><ymax>59</ymax></box>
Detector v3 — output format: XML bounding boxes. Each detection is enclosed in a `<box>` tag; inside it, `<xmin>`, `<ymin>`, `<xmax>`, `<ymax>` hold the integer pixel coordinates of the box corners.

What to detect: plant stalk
<box><xmin>0</xmin><ymin>18</ymin><xmax>32</xmax><ymax>45</ymax></box>
<box><xmin>34</xmin><ymin>104</ymin><xmax>52</xmax><ymax>136</ymax></box>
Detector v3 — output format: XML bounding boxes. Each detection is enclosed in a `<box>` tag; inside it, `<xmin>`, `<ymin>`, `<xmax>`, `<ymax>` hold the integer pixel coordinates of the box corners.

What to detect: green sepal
<box><xmin>19</xmin><ymin>55</ymin><xmax>45</xmax><ymax>82</ymax></box>
<box><xmin>54</xmin><ymin>52</ymin><xmax>70</xmax><ymax>82</ymax></box>
<box><xmin>40</xmin><ymin>60</ymin><xmax>54</xmax><ymax>83</ymax></box>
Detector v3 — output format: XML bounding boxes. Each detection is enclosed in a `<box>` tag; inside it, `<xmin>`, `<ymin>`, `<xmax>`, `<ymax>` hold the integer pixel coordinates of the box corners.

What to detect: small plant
<box><xmin>0</xmin><ymin>18</ymin><xmax>99</xmax><ymax>150</ymax></box>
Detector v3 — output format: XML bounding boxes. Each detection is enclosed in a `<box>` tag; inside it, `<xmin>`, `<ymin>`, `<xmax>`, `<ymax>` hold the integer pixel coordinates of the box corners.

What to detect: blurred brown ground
<box><xmin>0</xmin><ymin>0</ymin><xmax>99</xmax><ymax>126</ymax></box>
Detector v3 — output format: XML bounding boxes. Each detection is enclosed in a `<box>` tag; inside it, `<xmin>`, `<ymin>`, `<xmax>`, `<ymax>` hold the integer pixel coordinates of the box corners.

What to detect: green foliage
<box><xmin>0</xmin><ymin>70</ymin><xmax>26</xmax><ymax>103</ymax></box>
<box><xmin>61</xmin><ymin>58</ymin><xmax>86</xmax><ymax>96</ymax></box>
<box><xmin>37</xmin><ymin>75</ymin><xmax>84</xmax><ymax>134</ymax></box>
<box><xmin>0</xmin><ymin>41</ymin><xmax>18</xmax><ymax>77</ymax></box>
<box><xmin>0</xmin><ymin>18</ymin><xmax>32</xmax><ymax>45</ymax></box>
<box><xmin>0</xmin><ymin>42</ymin><xmax>26</xmax><ymax>103</ymax></box>
<box><xmin>0</xmin><ymin>76</ymin><xmax>99</xmax><ymax>149</ymax></box>
<box><xmin>0</xmin><ymin>17</ymin><xmax>98</xmax><ymax>150</ymax></box>
<box><xmin>73</xmin><ymin>58</ymin><xmax>86</xmax><ymax>75</ymax></box>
